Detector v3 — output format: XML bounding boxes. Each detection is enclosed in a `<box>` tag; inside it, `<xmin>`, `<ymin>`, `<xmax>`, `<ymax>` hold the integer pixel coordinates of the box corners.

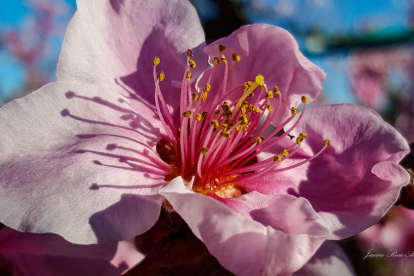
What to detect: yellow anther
<box><xmin>203</xmin><ymin>84</ymin><xmax>211</xmax><ymax>92</ymax></box>
<box><xmin>153</xmin><ymin>56</ymin><xmax>160</xmax><ymax>67</ymax></box>
<box><xmin>195</xmin><ymin>113</ymin><xmax>202</xmax><ymax>121</ymax></box>
<box><xmin>187</xmin><ymin>49</ymin><xmax>193</xmax><ymax>57</ymax></box>
<box><xmin>158</xmin><ymin>72</ymin><xmax>165</xmax><ymax>82</ymax></box>
<box><xmin>211</xmin><ymin>120</ymin><xmax>219</xmax><ymax>128</ymax></box>
<box><xmin>242</xmin><ymin>83</ymin><xmax>250</xmax><ymax>93</ymax></box>
<box><xmin>202</xmin><ymin>111</ymin><xmax>208</xmax><ymax>118</ymax></box>
<box><xmin>192</xmin><ymin>92</ymin><xmax>199</xmax><ymax>102</ymax></box>
<box><xmin>183</xmin><ymin>111</ymin><xmax>192</xmax><ymax>117</ymax></box>
<box><xmin>296</xmin><ymin>136</ymin><xmax>304</xmax><ymax>145</ymax></box>
<box><xmin>232</xmin><ymin>53</ymin><xmax>241</xmax><ymax>62</ymax></box>
<box><xmin>221</xmin><ymin>102</ymin><xmax>230</xmax><ymax>111</ymax></box>
<box><xmin>266</xmin><ymin>104</ymin><xmax>273</xmax><ymax>111</ymax></box>
<box><xmin>282</xmin><ymin>149</ymin><xmax>289</xmax><ymax>157</ymax></box>
<box><xmin>273</xmin><ymin>155</ymin><xmax>282</xmax><ymax>162</ymax></box>
<box><xmin>247</xmin><ymin>81</ymin><xmax>253</xmax><ymax>86</ymax></box>
<box><xmin>273</xmin><ymin>86</ymin><xmax>280</xmax><ymax>94</ymax></box>
<box><xmin>266</xmin><ymin>91</ymin><xmax>273</xmax><ymax>99</ymax></box>
<box><xmin>300</xmin><ymin>132</ymin><xmax>308</xmax><ymax>138</ymax></box>
<box><xmin>189</xmin><ymin>60</ymin><xmax>196</xmax><ymax>68</ymax></box>
<box><xmin>214</xmin><ymin>110</ymin><xmax>220</xmax><ymax>114</ymax></box>
<box><xmin>323</xmin><ymin>140</ymin><xmax>331</xmax><ymax>147</ymax></box>
<box><xmin>214</xmin><ymin>57</ymin><xmax>220</xmax><ymax>65</ymax></box>
<box><xmin>242</xmin><ymin>125</ymin><xmax>249</xmax><ymax>132</ymax></box>
<box><xmin>218</xmin><ymin>44</ymin><xmax>226</xmax><ymax>52</ymax></box>
<box><xmin>241</xmin><ymin>106</ymin><xmax>246</xmax><ymax>114</ymax></box>
<box><xmin>228</xmin><ymin>122</ymin><xmax>235</xmax><ymax>128</ymax></box>
<box><xmin>201</xmin><ymin>147</ymin><xmax>209</xmax><ymax>156</ymax></box>
<box><xmin>221</xmin><ymin>131</ymin><xmax>231</xmax><ymax>138</ymax></box>
<box><xmin>255</xmin><ymin>74</ymin><xmax>265</xmax><ymax>86</ymax></box>
<box><xmin>302</xmin><ymin>96</ymin><xmax>308</xmax><ymax>104</ymax></box>
<box><xmin>253</xmin><ymin>137</ymin><xmax>262</xmax><ymax>144</ymax></box>
<box><xmin>247</xmin><ymin>92</ymin><xmax>254</xmax><ymax>98</ymax></box>
<box><xmin>238</xmin><ymin>114</ymin><xmax>248</xmax><ymax>125</ymax></box>
<box><xmin>220</xmin><ymin>124</ymin><xmax>228</xmax><ymax>130</ymax></box>
<box><xmin>236</xmin><ymin>125</ymin><xmax>242</xmax><ymax>132</ymax></box>
<box><xmin>186</xmin><ymin>71</ymin><xmax>192</xmax><ymax>79</ymax></box>
<box><xmin>202</xmin><ymin>92</ymin><xmax>208</xmax><ymax>101</ymax></box>
<box><xmin>220</xmin><ymin>54</ymin><xmax>227</xmax><ymax>62</ymax></box>
<box><xmin>291</xmin><ymin>107</ymin><xmax>298</xmax><ymax>116</ymax></box>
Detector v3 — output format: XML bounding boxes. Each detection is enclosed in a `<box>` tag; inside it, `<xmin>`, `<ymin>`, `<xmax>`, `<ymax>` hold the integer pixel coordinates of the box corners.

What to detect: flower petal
<box><xmin>197</xmin><ymin>24</ymin><xmax>325</xmax><ymax>125</ymax></box>
<box><xmin>0</xmin><ymin>225</ymin><xmax>143</xmax><ymax>276</ymax></box>
<box><xmin>0</xmin><ymin>82</ymin><xmax>167</xmax><ymax>244</ymax></box>
<box><xmin>58</xmin><ymin>0</ymin><xmax>206</xmax><ymax>118</ymax></box>
<box><xmin>293</xmin><ymin>241</ymin><xmax>355</xmax><ymax>276</ymax></box>
<box><xmin>160</xmin><ymin>178</ymin><xmax>329</xmax><ymax>276</ymax></box>
<box><xmin>244</xmin><ymin>104</ymin><xmax>410</xmax><ymax>239</ymax></box>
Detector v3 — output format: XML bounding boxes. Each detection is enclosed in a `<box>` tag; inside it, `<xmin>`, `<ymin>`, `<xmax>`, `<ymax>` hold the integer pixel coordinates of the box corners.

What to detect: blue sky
<box><xmin>0</xmin><ymin>0</ymin><xmax>411</xmax><ymax>104</ymax></box>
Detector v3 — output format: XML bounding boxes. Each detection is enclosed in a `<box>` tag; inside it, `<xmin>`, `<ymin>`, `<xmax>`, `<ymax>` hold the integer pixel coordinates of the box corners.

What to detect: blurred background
<box><xmin>0</xmin><ymin>0</ymin><xmax>413</xmax><ymax>275</ymax></box>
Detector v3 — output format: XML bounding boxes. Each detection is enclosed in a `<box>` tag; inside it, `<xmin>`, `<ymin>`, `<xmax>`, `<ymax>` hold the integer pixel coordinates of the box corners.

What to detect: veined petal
<box><xmin>0</xmin><ymin>82</ymin><xmax>167</xmax><ymax>244</ymax></box>
<box><xmin>58</xmin><ymin>0</ymin><xmax>207</xmax><ymax>117</ymax></box>
<box><xmin>198</xmin><ymin>24</ymin><xmax>325</xmax><ymax>125</ymax></box>
<box><xmin>245</xmin><ymin>104</ymin><xmax>410</xmax><ymax>239</ymax></box>
<box><xmin>160</xmin><ymin>178</ymin><xmax>330</xmax><ymax>276</ymax></box>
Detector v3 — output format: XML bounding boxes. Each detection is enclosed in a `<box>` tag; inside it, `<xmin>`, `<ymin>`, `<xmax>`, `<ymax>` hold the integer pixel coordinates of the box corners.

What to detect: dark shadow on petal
<box><xmin>89</xmin><ymin>194</ymin><xmax>162</xmax><ymax>243</ymax></box>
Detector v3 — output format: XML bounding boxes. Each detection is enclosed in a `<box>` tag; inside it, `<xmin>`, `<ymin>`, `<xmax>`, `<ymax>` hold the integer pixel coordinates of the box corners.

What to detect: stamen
<box><xmin>186</xmin><ymin>71</ymin><xmax>192</xmax><ymax>79</ymax></box>
<box><xmin>189</xmin><ymin>60</ymin><xmax>196</xmax><ymax>68</ymax></box>
<box><xmin>218</xmin><ymin>44</ymin><xmax>226</xmax><ymax>52</ymax></box>
<box><xmin>158</xmin><ymin>72</ymin><xmax>165</xmax><ymax>82</ymax></box>
<box><xmin>214</xmin><ymin>57</ymin><xmax>220</xmax><ymax>65</ymax></box>
<box><xmin>187</xmin><ymin>49</ymin><xmax>193</xmax><ymax>57</ymax></box>
<box><xmin>183</xmin><ymin>111</ymin><xmax>192</xmax><ymax>117</ymax></box>
<box><xmin>232</xmin><ymin>53</ymin><xmax>241</xmax><ymax>62</ymax></box>
<box><xmin>153</xmin><ymin>56</ymin><xmax>160</xmax><ymax>67</ymax></box>
<box><xmin>201</xmin><ymin>147</ymin><xmax>209</xmax><ymax>156</ymax></box>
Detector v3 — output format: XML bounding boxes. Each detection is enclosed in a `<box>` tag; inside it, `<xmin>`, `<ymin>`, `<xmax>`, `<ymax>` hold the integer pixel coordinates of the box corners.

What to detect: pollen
<box><xmin>291</xmin><ymin>107</ymin><xmax>298</xmax><ymax>116</ymax></box>
<box><xmin>218</xmin><ymin>44</ymin><xmax>226</xmax><ymax>52</ymax></box>
<box><xmin>220</xmin><ymin>54</ymin><xmax>227</xmax><ymax>63</ymax></box>
<box><xmin>282</xmin><ymin>149</ymin><xmax>289</xmax><ymax>157</ymax></box>
<box><xmin>232</xmin><ymin>53</ymin><xmax>241</xmax><ymax>62</ymax></box>
<box><xmin>183</xmin><ymin>111</ymin><xmax>192</xmax><ymax>117</ymax></box>
<box><xmin>192</xmin><ymin>92</ymin><xmax>199</xmax><ymax>102</ymax></box>
<box><xmin>273</xmin><ymin>155</ymin><xmax>282</xmax><ymax>162</ymax></box>
<box><xmin>300</xmin><ymin>132</ymin><xmax>308</xmax><ymax>138</ymax></box>
<box><xmin>220</xmin><ymin>124</ymin><xmax>228</xmax><ymax>131</ymax></box>
<box><xmin>214</xmin><ymin>110</ymin><xmax>220</xmax><ymax>114</ymax></box>
<box><xmin>296</xmin><ymin>136</ymin><xmax>304</xmax><ymax>145</ymax></box>
<box><xmin>211</xmin><ymin>120</ymin><xmax>219</xmax><ymax>128</ymax></box>
<box><xmin>255</xmin><ymin>74</ymin><xmax>265</xmax><ymax>86</ymax></box>
<box><xmin>247</xmin><ymin>92</ymin><xmax>254</xmax><ymax>98</ymax></box>
<box><xmin>202</xmin><ymin>92</ymin><xmax>208</xmax><ymax>100</ymax></box>
<box><xmin>202</xmin><ymin>112</ymin><xmax>208</xmax><ymax>118</ymax></box>
<box><xmin>203</xmin><ymin>84</ymin><xmax>211</xmax><ymax>92</ymax></box>
<box><xmin>252</xmin><ymin>137</ymin><xmax>262</xmax><ymax>144</ymax></box>
<box><xmin>201</xmin><ymin>147</ymin><xmax>209</xmax><ymax>156</ymax></box>
<box><xmin>187</xmin><ymin>49</ymin><xmax>193</xmax><ymax>57</ymax></box>
<box><xmin>214</xmin><ymin>57</ymin><xmax>220</xmax><ymax>65</ymax></box>
<box><xmin>189</xmin><ymin>60</ymin><xmax>196</xmax><ymax>68</ymax></box>
<box><xmin>221</xmin><ymin>131</ymin><xmax>231</xmax><ymax>138</ymax></box>
<box><xmin>273</xmin><ymin>86</ymin><xmax>280</xmax><ymax>94</ymax></box>
<box><xmin>186</xmin><ymin>71</ymin><xmax>192</xmax><ymax>79</ymax></box>
<box><xmin>153</xmin><ymin>56</ymin><xmax>160</xmax><ymax>67</ymax></box>
<box><xmin>266</xmin><ymin>91</ymin><xmax>273</xmax><ymax>99</ymax></box>
<box><xmin>266</xmin><ymin>104</ymin><xmax>273</xmax><ymax>111</ymax></box>
<box><xmin>242</xmin><ymin>125</ymin><xmax>249</xmax><ymax>132</ymax></box>
<box><xmin>302</xmin><ymin>96</ymin><xmax>308</xmax><ymax>104</ymax></box>
<box><xmin>323</xmin><ymin>140</ymin><xmax>331</xmax><ymax>147</ymax></box>
<box><xmin>195</xmin><ymin>113</ymin><xmax>202</xmax><ymax>121</ymax></box>
<box><xmin>158</xmin><ymin>72</ymin><xmax>165</xmax><ymax>82</ymax></box>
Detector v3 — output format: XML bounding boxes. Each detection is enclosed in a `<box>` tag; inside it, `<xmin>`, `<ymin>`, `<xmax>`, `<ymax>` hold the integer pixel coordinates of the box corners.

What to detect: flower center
<box><xmin>154</xmin><ymin>46</ymin><xmax>330</xmax><ymax>198</ymax></box>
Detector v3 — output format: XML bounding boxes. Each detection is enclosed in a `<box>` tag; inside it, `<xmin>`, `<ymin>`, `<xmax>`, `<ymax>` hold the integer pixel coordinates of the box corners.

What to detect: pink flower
<box><xmin>0</xmin><ymin>0</ymin><xmax>410</xmax><ymax>275</ymax></box>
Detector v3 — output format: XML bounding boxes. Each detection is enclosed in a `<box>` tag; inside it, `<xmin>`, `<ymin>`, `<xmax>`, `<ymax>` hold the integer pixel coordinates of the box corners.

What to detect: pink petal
<box><xmin>0</xmin><ymin>225</ymin><xmax>143</xmax><ymax>276</ymax></box>
<box><xmin>197</xmin><ymin>24</ymin><xmax>325</xmax><ymax>125</ymax></box>
<box><xmin>58</xmin><ymin>0</ymin><xmax>206</xmax><ymax>118</ymax></box>
<box><xmin>293</xmin><ymin>241</ymin><xmax>355</xmax><ymax>276</ymax></box>
<box><xmin>160</xmin><ymin>177</ymin><xmax>330</xmax><ymax>276</ymax></box>
<box><xmin>0</xmin><ymin>82</ymin><xmax>167</xmax><ymax>244</ymax></box>
<box><xmin>245</xmin><ymin>104</ymin><xmax>410</xmax><ymax>239</ymax></box>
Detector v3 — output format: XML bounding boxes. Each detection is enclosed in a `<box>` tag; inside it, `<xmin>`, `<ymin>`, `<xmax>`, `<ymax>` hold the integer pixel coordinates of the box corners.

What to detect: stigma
<box><xmin>152</xmin><ymin>48</ymin><xmax>330</xmax><ymax>198</ymax></box>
